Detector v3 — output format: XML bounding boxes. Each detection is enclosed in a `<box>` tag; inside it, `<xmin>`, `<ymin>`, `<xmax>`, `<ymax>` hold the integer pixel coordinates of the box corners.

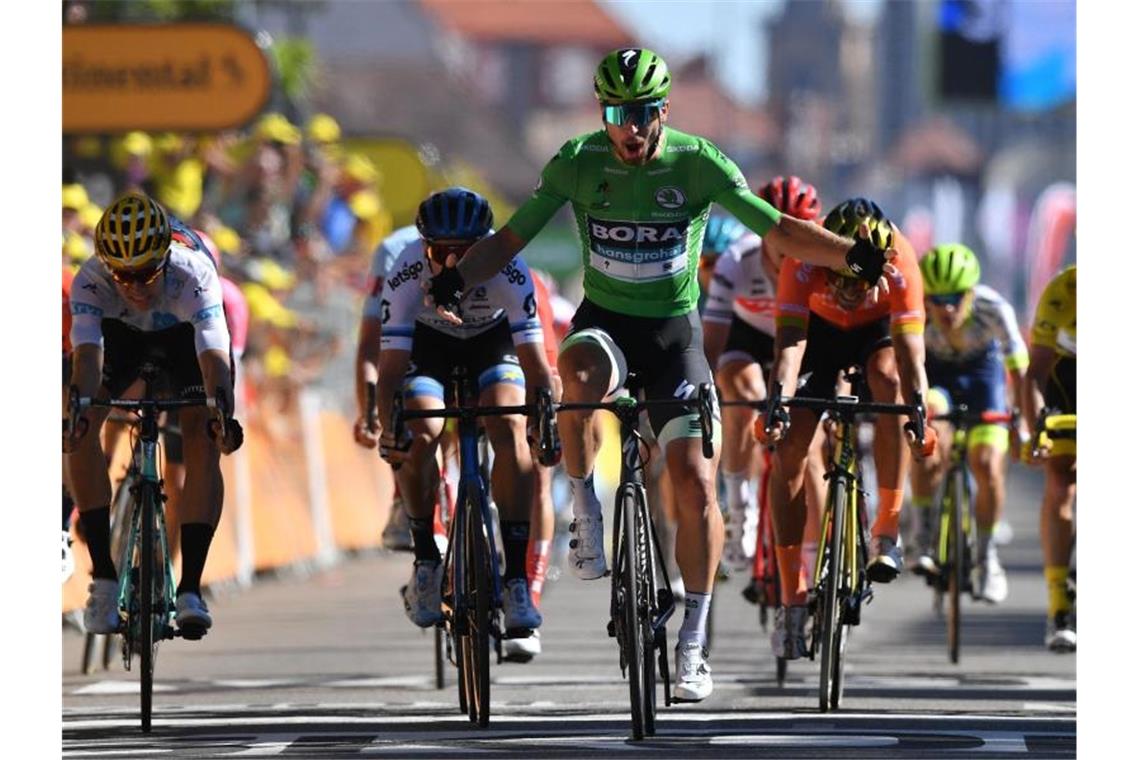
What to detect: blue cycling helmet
<box><xmin>415</xmin><ymin>187</ymin><xmax>493</xmax><ymax>241</ymax></box>
<box><xmin>702</xmin><ymin>215</ymin><xmax>747</xmax><ymax>257</ymax></box>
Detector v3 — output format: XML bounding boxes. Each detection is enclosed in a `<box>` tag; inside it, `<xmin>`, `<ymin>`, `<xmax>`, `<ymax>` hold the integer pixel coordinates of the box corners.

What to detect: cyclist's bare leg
<box><xmin>481</xmin><ymin>381</ymin><xmax>534</xmax><ymax>585</ymax></box>
<box><xmin>1041</xmin><ymin>454</ymin><xmax>1076</xmax><ymax>567</ymax></box>
<box><xmin>176</xmin><ymin>405</ymin><xmax>224</xmax><ymax>595</ymax></box>
<box><xmin>479</xmin><ymin>382</ymin><xmax>533</xmax><ymax>523</ymax></box>
<box><xmin>396</xmin><ymin>397</ymin><xmax>446</xmax><ymax>524</ymax></box>
<box><xmin>527</xmin><ymin>459</ymin><xmax>555</xmax><ymax>606</ymax></box>
<box><xmin>769</xmin><ymin>407</ymin><xmax>817</xmax><ymax>604</ymax></box>
<box><xmin>968</xmin><ymin>441</ymin><xmax>1005</xmax><ymax>540</ymax></box>
<box><xmin>866</xmin><ymin>345</ymin><xmax>908</xmax><ymax>540</ymax></box>
<box><xmin>667</xmin><ymin>433</ymin><xmax>723</xmax><ymax>657</ymax></box>
<box><xmin>907</xmin><ymin>419</ymin><xmax>951</xmax><ymax>555</ymax></box>
<box><xmin>802</xmin><ymin>423</ymin><xmax>828</xmax><ymax>569</ymax></box>
<box><xmin>716</xmin><ymin>359</ymin><xmax>764</xmax><ymax>480</ymax></box>
<box><xmin>556</xmin><ymin>342</ymin><xmax>609</xmax><ymax>479</ymax></box>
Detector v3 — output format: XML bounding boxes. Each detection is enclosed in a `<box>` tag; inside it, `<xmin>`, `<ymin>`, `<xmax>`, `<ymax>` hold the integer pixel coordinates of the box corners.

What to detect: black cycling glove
<box><xmin>844</xmin><ymin>235</ymin><xmax>887</xmax><ymax>284</ymax></box>
<box><xmin>427</xmin><ymin>266</ymin><xmax>465</xmax><ymax>313</ymax></box>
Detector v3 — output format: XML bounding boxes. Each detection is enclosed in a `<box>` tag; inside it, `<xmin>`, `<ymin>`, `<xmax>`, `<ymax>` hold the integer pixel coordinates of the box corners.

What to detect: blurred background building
<box><xmin>63</xmin><ymin>0</ymin><xmax>1076</xmax><ymax>405</ymax></box>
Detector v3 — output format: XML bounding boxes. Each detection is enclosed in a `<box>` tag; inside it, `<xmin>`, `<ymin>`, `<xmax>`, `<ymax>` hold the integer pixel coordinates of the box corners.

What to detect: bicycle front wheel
<box><xmin>634</xmin><ymin>488</ymin><xmax>657</xmax><ymax>737</ymax></box>
<box><xmin>620</xmin><ymin>486</ymin><xmax>647</xmax><ymax>740</ymax></box>
<box><xmin>137</xmin><ymin>483</ymin><xmax>159</xmax><ymax>733</ymax></box>
<box><xmin>818</xmin><ymin>478</ymin><xmax>846</xmax><ymax>713</ymax></box>
<box><xmin>464</xmin><ymin>496</ymin><xmax>491</xmax><ymax>727</ymax></box>
<box><xmin>947</xmin><ymin>468</ymin><xmax>965</xmax><ymax>664</ymax></box>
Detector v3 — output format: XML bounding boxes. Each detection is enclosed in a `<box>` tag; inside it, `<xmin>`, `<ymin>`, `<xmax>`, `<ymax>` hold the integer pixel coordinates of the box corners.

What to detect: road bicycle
<box><xmin>557</xmin><ymin>380</ymin><xmax>716</xmax><ymax>740</ymax></box>
<box><xmin>391</xmin><ymin>367</ymin><xmax>557</xmax><ymax>727</ymax></box>
<box><xmin>922</xmin><ymin>405</ymin><xmax>1013</xmax><ymax>664</ymax></box>
<box><xmin>67</xmin><ymin>364</ymin><xmax>225</xmax><ymax>732</ymax></box>
<box><xmin>757</xmin><ymin>377</ymin><xmax>925</xmax><ymax>712</ymax></box>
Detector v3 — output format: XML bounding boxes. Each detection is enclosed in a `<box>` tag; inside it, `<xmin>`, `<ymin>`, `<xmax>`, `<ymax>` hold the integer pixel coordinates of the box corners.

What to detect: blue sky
<box><xmin>603</xmin><ymin>0</ymin><xmax>884</xmax><ymax>105</ymax></box>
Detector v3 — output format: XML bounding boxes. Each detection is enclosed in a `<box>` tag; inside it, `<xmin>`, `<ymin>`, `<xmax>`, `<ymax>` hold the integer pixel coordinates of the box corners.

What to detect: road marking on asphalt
<box><xmin>72</xmin><ymin>681</ymin><xmax>177</xmax><ymax>695</ymax></box>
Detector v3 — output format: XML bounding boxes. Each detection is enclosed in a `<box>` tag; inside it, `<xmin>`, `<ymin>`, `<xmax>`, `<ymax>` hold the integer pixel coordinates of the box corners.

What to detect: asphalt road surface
<box><xmin>63</xmin><ymin>465</ymin><xmax>1075</xmax><ymax>758</ymax></box>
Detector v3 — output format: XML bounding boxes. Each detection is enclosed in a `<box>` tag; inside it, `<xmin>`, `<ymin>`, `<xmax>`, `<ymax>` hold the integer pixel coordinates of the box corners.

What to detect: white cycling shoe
<box><xmin>867</xmin><ymin>535</ymin><xmax>904</xmax><ymax>583</ymax></box>
<box><xmin>83</xmin><ymin>578</ymin><xmax>121</xmax><ymax>635</ymax></box>
<box><xmin>568</xmin><ymin>514</ymin><xmax>607</xmax><ymax>580</ymax></box>
<box><xmin>175</xmin><ymin>591</ymin><xmax>213</xmax><ymax>636</ymax></box>
<box><xmin>502</xmin><ymin>630</ymin><xmax>542</xmax><ymax>663</ymax></box>
<box><xmin>62</xmin><ymin>530</ymin><xmax>75</xmax><ymax>583</ymax></box>
<box><xmin>402</xmin><ymin>560</ymin><xmax>444</xmax><ymax>628</ymax></box>
<box><xmin>972</xmin><ymin>555</ymin><xmax>1009</xmax><ymax>604</ymax></box>
<box><xmin>672</xmin><ymin>639</ymin><xmax>713</xmax><ymax>702</ymax></box>
<box><xmin>721</xmin><ymin>508</ymin><xmax>752</xmax><ymax>571</ymax></box>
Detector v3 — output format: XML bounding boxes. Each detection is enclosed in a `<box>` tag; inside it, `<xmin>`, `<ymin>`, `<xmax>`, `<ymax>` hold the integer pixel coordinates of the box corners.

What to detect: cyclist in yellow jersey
<box><xmin>1021</xmin><ymin>265</ymin><xmax>1076</xmax><ymax>652</ymax></box>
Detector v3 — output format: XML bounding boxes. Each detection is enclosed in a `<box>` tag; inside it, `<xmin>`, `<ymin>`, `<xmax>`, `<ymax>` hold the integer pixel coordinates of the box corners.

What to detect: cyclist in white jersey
<box><xmin>909</xmin><ymin>244</ymin><xmax>1029</xmax><ymax>603</ymax></box>
<box><xmin>364</xmin><ymin>188</ymin><xmax>556</xmax><ymax>637</ymax></box>
<box><xmin>64</xmin><ymin>193</ymin><xmax>242</xmax><ymax>638</ymax></box>
<box><xmin>702</xmin><ymin>177</ymin><xmax>827</xmax><ymax>573</ymax></box>
<box><xmin>354</xmin><ymin>224</ymin><xmax>422</xmax><ymax>550</ymax></box>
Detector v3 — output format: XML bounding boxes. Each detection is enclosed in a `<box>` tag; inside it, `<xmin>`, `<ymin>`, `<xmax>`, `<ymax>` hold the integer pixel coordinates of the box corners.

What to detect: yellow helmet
<box><xmin>94</xmin><ymin>193</ymin><xmax>172</xmax><ymax>275</ymax></box>
<box><xmin>307</xmin><ymin>113</ymin><xmax>341</xmax><ymax>144</ymax></box>
<box><xmin>822</xmin><ymin>197</ymin><xmax>893</xmax><ymax>277</ymax></box>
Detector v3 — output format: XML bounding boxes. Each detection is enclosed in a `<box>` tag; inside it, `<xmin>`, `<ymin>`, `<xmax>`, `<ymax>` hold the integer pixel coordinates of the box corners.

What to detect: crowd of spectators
<box><xmin>62</xmin><ymin>112</ymin><xmax>394</xmax><ymax>437</ymax></box>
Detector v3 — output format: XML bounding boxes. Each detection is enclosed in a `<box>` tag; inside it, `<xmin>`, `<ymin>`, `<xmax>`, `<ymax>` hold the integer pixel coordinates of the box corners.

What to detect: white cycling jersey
<box><xmin>368</xmin><ymin>234</ymin><xmax>544</xmax><ymax>352</ymax></box>
<box><xmin>69</xmin><ymin>243</ymin><xmax>231</xmax><ymax>355</ymax></box>
<box><xmin>702</xmin><ymin>232</ymin><xmax>776</xmax><ymax>335</ymax></box>
<box><xmin>924</xmin><ymin>284</ymin><xmax>1028</xmax><ymax>367</ymax></box>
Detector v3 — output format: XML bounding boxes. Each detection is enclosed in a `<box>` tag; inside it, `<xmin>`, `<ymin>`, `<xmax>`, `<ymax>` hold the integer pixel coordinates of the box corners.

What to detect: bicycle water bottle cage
<box><xmin>835</xmin><ymin>395</ymin><xmax>859</xmax><ymax>404</ymax></box>
<box><xmin>613</xmin><ymin>396</ymin><xmax>638</xmax><ymax>409</ymax></box>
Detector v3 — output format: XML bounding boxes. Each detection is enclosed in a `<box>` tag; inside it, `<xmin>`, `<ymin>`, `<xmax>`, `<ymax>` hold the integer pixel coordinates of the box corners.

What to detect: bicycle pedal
<box><xmin>606</xmin><ymin>619</ymin><xmax>616</xmax><ymax>638</ymax></box>
<box><xmin>741</xmin><ymin>582</ymin><xmax>760</xmax><ymax>605</ymax></box>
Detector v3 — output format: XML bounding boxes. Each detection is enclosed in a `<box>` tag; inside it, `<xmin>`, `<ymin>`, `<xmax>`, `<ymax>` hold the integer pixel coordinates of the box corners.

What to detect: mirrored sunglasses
<box><xmin>424</xmin><ymin>240</ymin><xmax>474</xmax><ymax>266</ymax></box>
<box><xmin>601</xmin><ymin>99</ymin><xmax>664</xmax><ymax>128</ymax></box>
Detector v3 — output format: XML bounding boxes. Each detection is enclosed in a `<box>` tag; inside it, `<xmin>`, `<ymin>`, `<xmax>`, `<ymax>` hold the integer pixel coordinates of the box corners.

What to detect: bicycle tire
<box><xmin>434</xmin><ymin>625</ymin><xmax>446</xmax><ymax>690</ymax></box>
<box><xmin>818</xmin><ymin>477</ymin><xmax>846</xmax><ymax>713</ymax></box>
<box><xmin>776</xmin><ymin>656</ymin><xmax>787</xmax><ymax>687</ymax></box>
<box><xmin>81</xmin><ymin>633</ymin><xmax>98</xmax><ymax>675</ymax></box>
<box><xmin>635</xmin><ymin>488</ymin><xmax>657</xmax><ymax>737</ymax></box>
<box><xmin>620</xmin><ymin>485</ymin><xmax>647</xmax><ymax>740</ymax></box>
<box><xmin>466</xmin><ymin>496</ymin><xmax>491</xmax><ymax>727</ymax></box>
<box><xmin>138</xmin><ymin>483</ymin><xmax>157</xmax><ymax>733</ymax></box>
<box><xmin>947</xmin><ymin>467</ymin><xmax>964</xmax><ymax>665</ymax></box>
<box><xmin>454</xmin><ymin>628</ymin><xmax>469</xmax><ymax>715</ymax></box>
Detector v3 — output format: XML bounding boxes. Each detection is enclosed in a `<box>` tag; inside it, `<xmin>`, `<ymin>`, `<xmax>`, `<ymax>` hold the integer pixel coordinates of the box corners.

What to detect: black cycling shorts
<box><xmin>1045</xmin><ymin>356</ymin><xmax>1076</xmax><ymax>415</ymax></box>
<box><xmin>101</xmin><ymin>320</ymin><xmax>206</xmax><ymax>400</ymax></box>
<box><xmin>796</xmin><ymin>314</ymin><xmax>892</xmax><ymax>405</ymax></box>
<box><xmin>562</xmin><ymin>298</ymin><xmax>715</xmax><ymax>439</ymax></box>
<box><xmin>719</xmin><ymin>315</ymin><xmax>774</xmax><ymax>373</ymax></box>
<box><xmin>404</xmin><ymin>318</ymin><xmax>523</xmax><ymax>404</ymax></box>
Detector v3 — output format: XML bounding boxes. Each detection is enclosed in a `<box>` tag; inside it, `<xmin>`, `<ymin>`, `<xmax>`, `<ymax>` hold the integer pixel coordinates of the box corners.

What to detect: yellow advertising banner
<box><xmin>63</xmin><ymin>24</ymin><xmax>271</xmax><ymax>133</ymax></box>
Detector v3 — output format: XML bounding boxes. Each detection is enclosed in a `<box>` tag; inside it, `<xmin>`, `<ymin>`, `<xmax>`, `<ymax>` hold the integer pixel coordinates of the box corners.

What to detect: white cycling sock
<box><xmin>569</xmin><ymin>473</ymin><xmax>602</xmax><ymax>520</ymax></box>
<box><xmin>724</xmin><ymin>470</ymin><xmax>749</xmax><ymax>518</ymax></box>
<box><xmin>679</xmin><ymin>591</ymin><xmax>712</xmax><ymax>649</ymax></box>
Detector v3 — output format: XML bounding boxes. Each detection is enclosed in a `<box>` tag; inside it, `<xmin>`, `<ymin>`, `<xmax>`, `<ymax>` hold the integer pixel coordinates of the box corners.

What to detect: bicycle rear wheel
<box><xmin>619</xmin><ymin>486</ymin><xmax>647</xmax><ymax>740</ymax></box>
<box><xmin>946</xmin><ymin>468</ymin><xmax>964</xmax><ymax>664</ymax></box>
<box><xmin>818</xmin><ymin>479</ymin><xmax>846</xmax><ymax>713</ymax></box>
<box><xmin>464</xmin><ymin>496</ymin><xmax>491</xmax><ymax>727</ymax></box>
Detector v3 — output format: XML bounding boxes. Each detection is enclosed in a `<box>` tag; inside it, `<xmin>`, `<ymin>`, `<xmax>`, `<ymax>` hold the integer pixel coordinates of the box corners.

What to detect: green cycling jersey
<box><xmin>506</xmin><ymin>127</ymin><xmax>781</xmax><ymax>317</ymax></box>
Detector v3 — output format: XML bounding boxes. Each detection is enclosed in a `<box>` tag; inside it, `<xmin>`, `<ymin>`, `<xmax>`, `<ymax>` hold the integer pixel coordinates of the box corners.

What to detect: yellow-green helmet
<box><xmin>919</xmin><ymin>243</ymin><xmax>981</xmax><ymax>295</ymax></box>
<box><xmin>594</xmin><ymin>48</ymin><xmax>672</xmax><ymax>103</ymax></box>
<box><xmin>822</xmin><ymin>197</ymin><xmax>893</xmax><ymax>276</ymax></box>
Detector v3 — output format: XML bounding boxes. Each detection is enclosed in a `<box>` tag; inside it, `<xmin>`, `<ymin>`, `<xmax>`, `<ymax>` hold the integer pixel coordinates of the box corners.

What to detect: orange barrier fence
<box><xmin>63</xmin><ymin>393</ymin><xmax>395</xmax><ymax>613</ymax></box>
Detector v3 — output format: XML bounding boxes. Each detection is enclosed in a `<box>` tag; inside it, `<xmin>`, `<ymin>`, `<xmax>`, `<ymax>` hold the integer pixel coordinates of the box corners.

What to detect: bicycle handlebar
<box><xmin>554</xmin><ymin>383</ymin><xmax>717</xmax><ymax>460</ymax></box>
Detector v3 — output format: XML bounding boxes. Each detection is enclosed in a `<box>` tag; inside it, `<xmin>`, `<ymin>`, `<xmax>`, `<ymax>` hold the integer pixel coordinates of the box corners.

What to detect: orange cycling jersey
<box><xmin>775</xmin><ymin>229</ymin><xmax>925</xmax><ymax>335</ymax></box>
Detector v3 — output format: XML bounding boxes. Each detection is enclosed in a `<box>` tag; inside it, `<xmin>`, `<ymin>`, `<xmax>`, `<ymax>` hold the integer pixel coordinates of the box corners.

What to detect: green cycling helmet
<box><xmin>822</xmin><ymin>197</ymin><xmax>893</xmax><ymax>276</ymax></box>
<box><xmin>594</xmin><ymin>48</ymin><xmax>672</xmax><ymax>103</ymax></box>
<box><xmin>919</xmin><ymin>243</ymin><xmax>981</xmax><ymax>295</ymax></box>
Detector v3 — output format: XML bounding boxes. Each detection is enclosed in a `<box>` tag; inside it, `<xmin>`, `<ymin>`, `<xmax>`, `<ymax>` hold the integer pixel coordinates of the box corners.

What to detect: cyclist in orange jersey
<box><xmin>764</xmin><ymin>198</ymin><xmax>930</xmax><ymax>660</ymax></box>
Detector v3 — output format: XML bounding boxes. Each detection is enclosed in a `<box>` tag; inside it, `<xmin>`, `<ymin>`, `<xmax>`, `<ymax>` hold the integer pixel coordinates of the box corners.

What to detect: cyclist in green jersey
<box><xmin>424</xmin><ymin>48</ymin><xmax>897</xmax><ymax>703</ymax></box>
